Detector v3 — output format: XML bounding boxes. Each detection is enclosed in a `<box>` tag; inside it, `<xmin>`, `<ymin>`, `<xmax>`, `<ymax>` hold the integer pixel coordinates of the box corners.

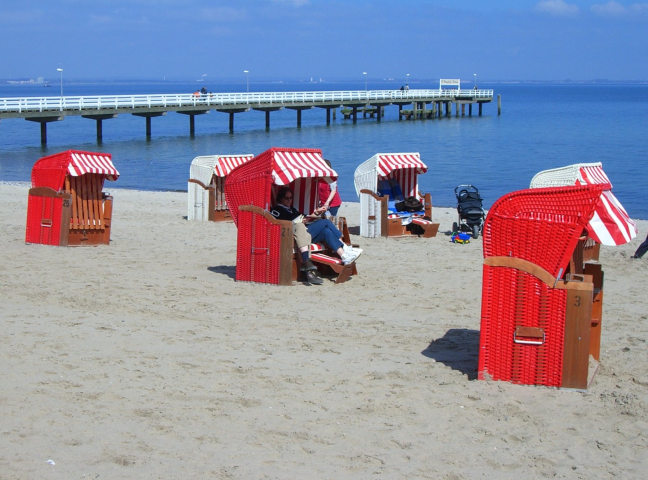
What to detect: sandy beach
<box><xmin>1</xmin><ymin>182</ymin><xmax>647</xmax><ymax>479</ymax></box>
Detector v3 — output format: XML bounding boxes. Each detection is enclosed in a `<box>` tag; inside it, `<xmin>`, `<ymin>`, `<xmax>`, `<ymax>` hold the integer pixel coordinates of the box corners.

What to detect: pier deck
<box><xmin>0</xmin><ymin>89</ymin><xmax>494</xmax><ymax>143</ymax></box>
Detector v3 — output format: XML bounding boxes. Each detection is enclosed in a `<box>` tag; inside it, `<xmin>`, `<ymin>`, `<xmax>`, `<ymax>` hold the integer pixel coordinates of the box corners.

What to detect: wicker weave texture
<box><xmin>479</xmin><ymin>185</ymin><xmax>603</xmax><ymax>387</ymax></box>
<box><xmin>25</xmin><ymin>195</ymin><xmax>63</xmax><ymax>245</ymax></box>
<box><xmin>482</xmin><ymin>186</ymin><xmax>603</xmax><ymax>277</ymax></box>
<box><xmin>236</xmin><ymin>210</ymin><xmax>282</xmax><ymax>284</ymax></box>
<box><xmin>479</xmin><ymin>266</ymin><xmax>567</xmax><ymax>386</ymax></box>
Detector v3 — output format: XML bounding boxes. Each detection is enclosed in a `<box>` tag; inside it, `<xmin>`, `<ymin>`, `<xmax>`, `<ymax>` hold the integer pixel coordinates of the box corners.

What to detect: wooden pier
<box><xmin>0</xmin><ymin>88</ymin><xmax>494</xmax><ymax>144</ymax></box>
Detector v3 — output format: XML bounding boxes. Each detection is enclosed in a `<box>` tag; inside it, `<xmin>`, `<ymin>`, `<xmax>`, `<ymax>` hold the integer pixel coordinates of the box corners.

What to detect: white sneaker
<box><xmin>341</xmin><ymin>251</ymin><xmax>358</xmax><ymax>265</ymax></box>
<box><xmin>351</xmin><ymin>247</ymin><xmax>363</xmax><ymax>259</ymax></box>
<box><xmin>342</xmin><ymin>244</ymin><xmax>354</xmax><ymax>255</ymax></box>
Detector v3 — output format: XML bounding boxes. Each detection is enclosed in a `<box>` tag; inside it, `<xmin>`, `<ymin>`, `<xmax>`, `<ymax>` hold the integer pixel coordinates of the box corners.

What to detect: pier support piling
<box><xmin>133</xmin><ymin>111</ymin><xmax>167</xmax><ymax>138</ymax></box>
<box><xmin>82</xmin><ymin>114</ymin><xmax>117</xmax><ymax>142</ymax></box>
<box><xmin>498</xmin><ymin>95</ymin><xmax>502</xmax><ymax>115</ymax></box>
<box><xmin>177</xmin><ymin>110</ymin><xmax>208</xmax><ymax>136</ymax></box>
<box><xmin>479</xmin><ymin>102</ymin><xmax>483</xmax><ymax>116</ymax></box>
<box><xmin>25</xmin><ymin>116</ymin><xmax>64</xmax><ymax>145</ymax></box>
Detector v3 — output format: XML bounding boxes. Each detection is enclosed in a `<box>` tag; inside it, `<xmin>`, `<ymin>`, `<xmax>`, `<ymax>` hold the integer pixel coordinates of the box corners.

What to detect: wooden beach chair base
<box><xmin>236</xmin><ymin>205</ymin><xmax>358</xmax><ymax>285</ymax></box>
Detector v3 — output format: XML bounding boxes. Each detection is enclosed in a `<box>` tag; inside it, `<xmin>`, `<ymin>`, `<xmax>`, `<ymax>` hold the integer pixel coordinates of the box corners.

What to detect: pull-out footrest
<box><xmin>411</xmin><ymin>217</ymin><xmax>440</xmax><ymax>238</ymax></box>
<box><xmin>311</xmin><ymin>253</ymin><xmax>356</xmax><ymax>284</ymax></box>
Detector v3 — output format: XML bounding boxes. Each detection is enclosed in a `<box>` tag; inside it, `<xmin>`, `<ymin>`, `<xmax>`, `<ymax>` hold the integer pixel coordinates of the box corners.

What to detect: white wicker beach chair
<box><xmin>187</xmin><ymin>154</ymin><xmax>252</xmax><ymax>221</ymax></box>
<box><xmin>354</xmin><ymin>152</ymin><xmax>439</xmax><ymax>238</ymax></box>
<box><xmin>530</xmin><ymin>162</ymin><xmax>636</xmax><ymax>246</ymax></box>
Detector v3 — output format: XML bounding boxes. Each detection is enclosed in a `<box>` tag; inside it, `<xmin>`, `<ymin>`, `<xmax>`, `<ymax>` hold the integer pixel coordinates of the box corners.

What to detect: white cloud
<box><xmin>534</xmin><ymin>0</ymin><xmax>579</xmax><ymax>16</ymax></box>
<box><xmin>591</xmin><ymin>2</ymin><xmax>648</xmax><ymax>16</ymax></box>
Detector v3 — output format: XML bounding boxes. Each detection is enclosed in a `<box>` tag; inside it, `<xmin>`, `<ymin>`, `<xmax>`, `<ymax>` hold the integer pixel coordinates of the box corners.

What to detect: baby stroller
<box><xmin>452</xmin><ymin>184</ymin><xmax>485</xmax><ymax>239</ymax></box>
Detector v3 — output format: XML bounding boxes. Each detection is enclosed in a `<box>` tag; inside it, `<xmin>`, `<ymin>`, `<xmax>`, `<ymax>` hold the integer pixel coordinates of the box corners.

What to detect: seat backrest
<box><xmin>65</xmin><ymin>174</ymin><xmax>105</xmax><ymax>230</ymax></box>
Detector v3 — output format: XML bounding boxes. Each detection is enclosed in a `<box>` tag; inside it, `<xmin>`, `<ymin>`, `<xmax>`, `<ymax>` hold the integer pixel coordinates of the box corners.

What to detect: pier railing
<box><xmin>0</xmin><ymin>89</ymin><xmax>494</xmax><ymax>114</ymax></box>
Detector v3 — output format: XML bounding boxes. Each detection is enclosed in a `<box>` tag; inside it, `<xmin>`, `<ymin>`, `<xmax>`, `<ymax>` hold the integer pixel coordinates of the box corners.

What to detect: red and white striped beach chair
<box><xmin>354</xmin><ymin>152</ymin><xmax>439</xmax><ymax>238</ymax></box>
<box><xmin>187</xmin><ymin>154</ymin><xmax>253</xmax><ymax>221</ymax></box>
<box><xmin>479</xmin><ymin>184</ymin><xmax>614</xmax><ymax>389</ymax></box>
<box><xmin>25</xmin><ymin>150</ymin><xmax>119</xmax><ymax>246</ymax></box>
<box><xmin>225</xmin><ymin>147</ymin><xmax>358</xmax><ymax>285</ymax></box>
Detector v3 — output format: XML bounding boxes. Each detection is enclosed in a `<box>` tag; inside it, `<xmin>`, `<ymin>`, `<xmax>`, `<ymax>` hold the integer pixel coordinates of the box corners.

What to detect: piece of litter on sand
<box><xmin>46</xmin><ymin>459</ymin><xmax>55</xmax><ymax>465</ymax></box>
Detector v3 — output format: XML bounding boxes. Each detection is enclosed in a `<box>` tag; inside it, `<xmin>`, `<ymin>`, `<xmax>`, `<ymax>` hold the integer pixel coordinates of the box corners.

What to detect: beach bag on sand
<box><xmin>395</xmin><ymin>196</ymin><xmax>423</xmax><ymax>212</ymax></box>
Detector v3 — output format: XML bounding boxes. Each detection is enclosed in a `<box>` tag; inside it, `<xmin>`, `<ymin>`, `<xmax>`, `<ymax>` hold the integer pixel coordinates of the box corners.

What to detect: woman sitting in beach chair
<box><xmin>270</xmin><ymin>186</ymin><xmax>361</xmax><ymax>284</ymax></box>
<box><xmin>225</xmin><ymin>147</ymin><xmax>361</xmax><ymax>286</ymax></box>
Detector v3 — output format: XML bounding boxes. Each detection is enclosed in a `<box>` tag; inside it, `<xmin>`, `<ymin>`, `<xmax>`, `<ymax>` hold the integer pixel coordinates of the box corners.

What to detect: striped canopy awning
<box><xmin>271</xmin><ymin>149</ymin><xmax>337</xmax><ymax>185</ymax></box>
<box><xmin>377</xmin><ymin>153</ymin><xmax>428</xmax><ymax>178</ymax></box>
<box><xmin>531</xmin><ymin>163</ymin><xmax>636</xmax><ymax>246</ymax></box>
<box><xmin>215</xmin><ymin>155</ymin><xmax>253</xmax><ymax>177</ymax></box>
<box><xmin>68</xmin><ymin>152</ymin><xmax>120</xmax><ymax>181</ymax></box>
<box><xmin>574</xmin><ymin>165</ymin><xmax>636</xmax><ymax>246</ymax></box>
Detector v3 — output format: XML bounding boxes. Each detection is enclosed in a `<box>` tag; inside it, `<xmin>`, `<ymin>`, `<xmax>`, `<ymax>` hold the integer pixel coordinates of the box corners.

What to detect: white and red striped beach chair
<box><xmin>354</xmin><ymin>152</ymin><xmax>439</xmax><ymax>238</ymax></box>
<box><xmin>226</xmin><ymin>147</ymin><xmax>358</xmax><ymax>285</ymax></box>
<box><xmin>187</xmin><ymin>154</ymin><xmax>253</xmax><ymax>221</ymax></box>
<box><xmin>530</xmin><ymin>162</ymin><xmax>637</xmax><ymax>249</ymax></box>
<box><xmin>528</xmin><ymin>163</ymin><xmax>637</xmax><ymax>366</ymax></box>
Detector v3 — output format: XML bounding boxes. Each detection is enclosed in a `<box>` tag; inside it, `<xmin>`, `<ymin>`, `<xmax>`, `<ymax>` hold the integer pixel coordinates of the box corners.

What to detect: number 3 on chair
<box><xmin>574</xmin><ymin>295</ymin><xmax>581</xmax><ymax>307</ymax></box>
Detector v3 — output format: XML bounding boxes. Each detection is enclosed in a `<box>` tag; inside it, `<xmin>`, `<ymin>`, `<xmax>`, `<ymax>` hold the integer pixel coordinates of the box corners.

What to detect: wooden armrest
<box><xmin>188</xmin><ymin>178</ymin><xmax>211</xmax><ymax>189</ymax></box>
<box><xmin>29</xmin><ymin>187</ymin><xmax>69</xmax><ymax>199</ymax></box>
<box><xmin>359</xmin><ymin>189</ymin><xmax>388</xmax><ymax>201</ymax></box>
<box><xmin>238</xmin><ymin>205</ymin><xmax>291</xmax><ymax>227</ymax></box>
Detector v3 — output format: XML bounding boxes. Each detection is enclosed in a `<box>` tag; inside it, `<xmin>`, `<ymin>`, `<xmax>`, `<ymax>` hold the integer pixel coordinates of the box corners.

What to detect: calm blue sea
<box><xmin>1</xmin><ymin>81</ymin><xmax>647</xmax><ymax>219</ymax></box>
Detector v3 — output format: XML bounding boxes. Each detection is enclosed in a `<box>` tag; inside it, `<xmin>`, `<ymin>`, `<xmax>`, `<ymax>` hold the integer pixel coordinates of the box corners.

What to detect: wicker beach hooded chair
<box><xmin>478</xmin><ymin>184</ymin><xmax>609</xmax><ymax>390</ymax></box>
<box><xmin>354</xmin><ymin>152</ymin><xmax>439</xmax><ymax>238</ymax></box>
<box><xmin>187</xmin><ymin>154</ymin><xmax>253</xmax><ymax>221</ymax></box>
<box><xmin>26</xmin><ymin>150</ymin><xmax>119</xmax><ymax>246</ymax></box>
<box><xmin>225</xmin><ymin>147</ymin><xmax>357</xmax><ymax>285</ymax></box>
<box><xmin>530</xmin><ymin>162</ymin><xmax>637</xmax><ymax>249</ymax></box>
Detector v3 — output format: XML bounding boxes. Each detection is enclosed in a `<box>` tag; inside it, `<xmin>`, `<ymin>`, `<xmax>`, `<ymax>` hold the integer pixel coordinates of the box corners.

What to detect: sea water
<box><xmin>1</xmin><ymin>81</ymin><xmax>646</xmax><ymax>219</ymax></box>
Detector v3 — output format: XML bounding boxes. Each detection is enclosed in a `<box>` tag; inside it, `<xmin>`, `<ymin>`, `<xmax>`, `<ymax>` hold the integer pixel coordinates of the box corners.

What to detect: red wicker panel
<box><xmin>479</xmin><ymin>265</ymin><xmax>567</xmax><ymax>387</ymax></box>
<box><xmin>482</xmin><ymin>186</ymin><xmax>603</xmax><ymax>277</ymax></box>
<box><xmin>479</xmin><ymin>185</ymin><xmax>603</xmax><ymax>387</ymax></box>
<box><xmin>236</xmin><ymin>210</ymin><xmax>282</xmax><ymax>285</ymax></box>
<box><xmin>25</xmin><ymin>194</ymin><xmax>63</xmax><ymax>246</ymax></box>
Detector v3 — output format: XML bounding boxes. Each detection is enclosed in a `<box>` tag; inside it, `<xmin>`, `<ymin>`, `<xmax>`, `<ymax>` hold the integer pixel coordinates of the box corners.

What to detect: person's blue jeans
<box><xmin>328</xmin><ymin>205</ymin><xmax>340</xmax><ymax>217</ymax></box>
<box><xmin>634</xmin><ymin>232</ymin><xmax>648</xmax><ymax>258</ymax></box>
<box><xmin>306</xmin><ymin>219</ymin><xmax>344</xmax><ymax>251</ymax></box>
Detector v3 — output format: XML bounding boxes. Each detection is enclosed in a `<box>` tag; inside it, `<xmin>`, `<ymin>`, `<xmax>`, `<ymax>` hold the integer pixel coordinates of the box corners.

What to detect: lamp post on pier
<box><xmin>244</xmin><ymin>70</ymin><xmax>249</xmax><ymax>93</ymax></box>
<box><xmin>474</xmin><ymin>73</ymin><xmax>477</xmax><ymax>91</ymax></box>
<box><xmin>57</xmin><ymin>68</ymin><xmax>63</xmax><ymax>97</ymax></box>
<box><xmin>363</xmin><ymin>72</ymin><xmax>367</xmax><ymax>91</ymax></box>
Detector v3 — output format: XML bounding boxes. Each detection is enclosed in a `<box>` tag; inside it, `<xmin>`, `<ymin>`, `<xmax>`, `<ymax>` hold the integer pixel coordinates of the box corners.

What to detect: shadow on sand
<box><xmin>208</xmin><ymin>265</ymin><xmax>236</xmax><ymax>280</ymax></box>
<box><xmin>421</xmin><ymin>328</ymin><xmax>480</xmax><ymax>380</ymax></box>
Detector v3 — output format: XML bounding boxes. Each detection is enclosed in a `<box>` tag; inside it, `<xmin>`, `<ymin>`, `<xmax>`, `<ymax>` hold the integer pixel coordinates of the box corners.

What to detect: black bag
<box><xmin>395</xmin><ymin>196</ymin><xmax>424</xmax><ymax>212</ymax></box>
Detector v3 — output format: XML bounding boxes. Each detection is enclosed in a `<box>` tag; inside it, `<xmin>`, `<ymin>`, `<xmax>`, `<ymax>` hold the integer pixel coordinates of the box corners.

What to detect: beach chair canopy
<box><xmin>530</xmin><ymin>163</ymin><xmax>636</xmax><ymax>246</ymax></box>
<box><xmin>31</xmin><ymin>150</ymin><xmax>119</xmax><ymax>192</ymax></box>
<box><xmin>354</xmin><ymin>153</ymin><xmax>428</xmax><ymax>199</ymax></box>
<box><xmin>225</xmin><ymin>147</ymin><xmax>338</xmax><ymax>225</ymax></box>
<box><xmin>189</xmin><ymin>154</ymin><xmax>253</xmax><ymax>186</ymax></box>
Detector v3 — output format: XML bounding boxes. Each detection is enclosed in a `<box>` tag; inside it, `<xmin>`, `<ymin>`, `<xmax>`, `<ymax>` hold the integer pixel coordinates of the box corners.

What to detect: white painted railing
<box><xmin>0</xmin><ymin>89</ymin><xmax>494</xmax><ymax>114</ymax></box>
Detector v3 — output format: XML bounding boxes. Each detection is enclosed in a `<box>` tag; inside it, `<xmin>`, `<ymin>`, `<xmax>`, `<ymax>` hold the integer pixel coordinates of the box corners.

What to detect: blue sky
<box><xmin>1</xmin><ymin>0</ymin><xmax>647</xmax><ymax>82</ymax></box>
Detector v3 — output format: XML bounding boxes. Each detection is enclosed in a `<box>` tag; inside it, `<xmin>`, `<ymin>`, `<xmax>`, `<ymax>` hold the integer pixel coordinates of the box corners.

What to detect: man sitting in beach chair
<box><xmin>271</xmin><ymin>186</ymin><xmax>362</xmax><ymax>285</ymax></box>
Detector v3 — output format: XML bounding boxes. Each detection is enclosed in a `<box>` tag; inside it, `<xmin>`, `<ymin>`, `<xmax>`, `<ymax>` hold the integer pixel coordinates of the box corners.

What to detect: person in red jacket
<box><xmin>318</xmin><ymin>160</ymin><xmax>342</xmax><ymax>218</ymax></box>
